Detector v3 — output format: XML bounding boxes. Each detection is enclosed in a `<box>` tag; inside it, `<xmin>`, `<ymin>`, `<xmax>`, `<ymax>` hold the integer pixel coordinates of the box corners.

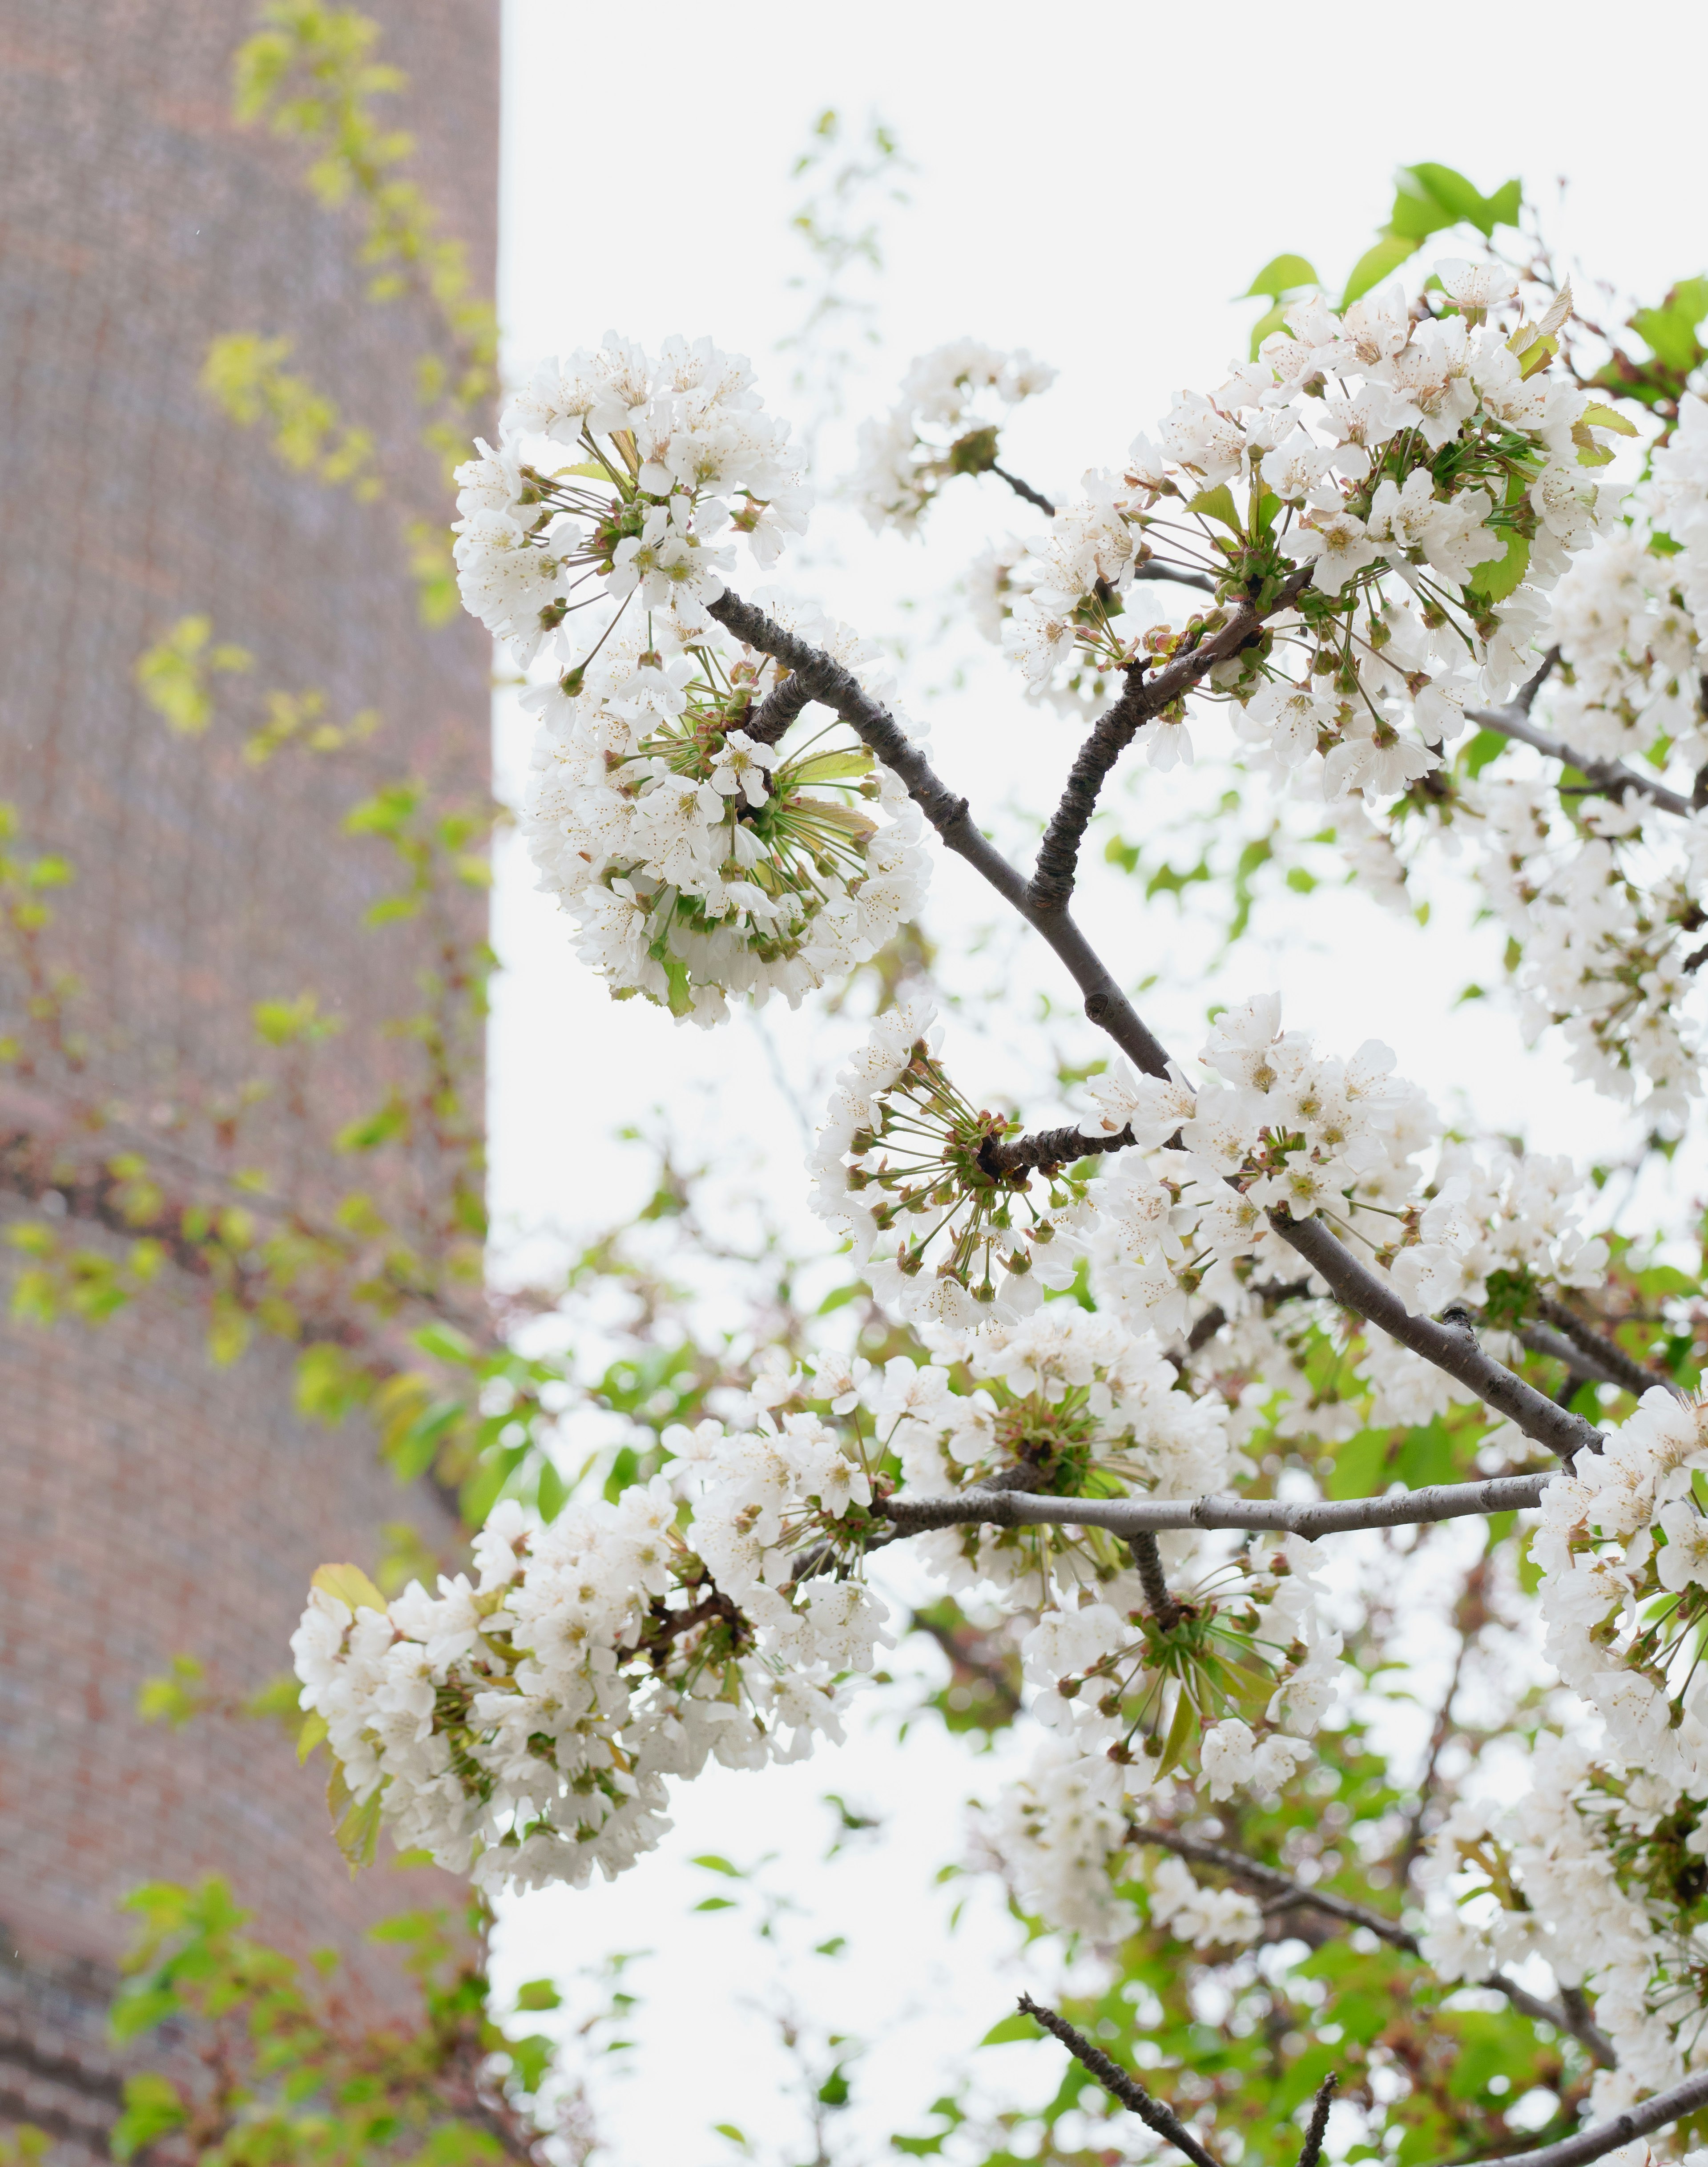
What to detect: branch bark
<box><xmin>1016</xmin><ymin>1994</ymin><xmax>1221</xmax><ymax>2167</ymax></box>
<box><xmin>1128</xmin><ymin>1827</ymin><xmax>1615</xmax><ymax>2069</ymax></box>
<box><xmin>1458</xmin><ymin>2066</ymin><xmax>1708</xmax><ymax>2167</ymax></box>
<box><xmin>709</xmin><ymin>590</ymin><xmax>1607</xmax><ymax>1465</ymax></box>
<box><xmin>1533</xmin><ymin>1293</ymin><xmax>1681</xmax><ymax>1401</ymax></box>
<box><xmin>875</xmin><ymin>1471</ymin><xmax>1553</xmax><ymax>1542</ymax></box>
<box><xmin>1027</xmin><ymin>567</ymin><xmax>1312</xmax><ymax>913</ymax></box>
<box><xmin>979</xmin><ymin>1121</ymin><xmax>1134</xmax><ymax>1178</ymax></box>
<box><xmin>1270</xmin><ymin>1213</ymin><xmax>1605</xmax><ymax>1462</ymax></box>
<box><xmin>1467</xmin><ymin>694</ymin><xmax>1692</xmax><ymax>821</ymax></box>
<box><xmin>708</xmin><ymin>588</ymin><xmax>1175</xmax><ymax>1079</ymax></box>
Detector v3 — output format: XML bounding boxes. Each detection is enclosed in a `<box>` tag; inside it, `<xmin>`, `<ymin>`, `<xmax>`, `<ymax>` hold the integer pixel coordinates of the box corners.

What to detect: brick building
<box><xmin>0</xmin><ymin>4</ymin><xmax>498</xmax><ymax>2153</ymax></box>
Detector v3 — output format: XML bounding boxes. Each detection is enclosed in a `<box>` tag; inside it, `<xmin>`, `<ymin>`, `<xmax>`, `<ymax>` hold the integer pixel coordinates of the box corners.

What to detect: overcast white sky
<box><xmin>484</xmin><ymin>5</ymin><xmax>1708</xmax><ymax>2157</ymax></box>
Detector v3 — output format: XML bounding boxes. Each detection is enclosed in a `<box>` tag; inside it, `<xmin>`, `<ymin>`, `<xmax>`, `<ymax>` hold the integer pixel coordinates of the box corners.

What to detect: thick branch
<box><xmin>1130</xmin><ymin>1827</ymin><xmax>1614</xmax><ymax>2069</ymax></box>
<box><xmin>1534</xmin><ymin>1293</ymin><xmax>1681</xmax><ymax>1401</ymax></box>
<box><xmin>744</xmin><ymin>669</ymin><xmax>815</xmax><ymax>746</ymax></box>
<box><xmin>875</xmin><ymin>1471</ymin><xmax>1553</xmax><ymax>1542</ymax></box>
<box><xmin>709</xmin><ymin>591</ymin><xmax>1611</xmax><ymax>1461</ymax></box>
<box><xmin>708</xmin><ymin>588</ymin><xmax>1175</xmax><ymax>1079</ymax></box>
<box><xmin>1016</xmin><ymin>1995</ymin><xmax>1220</xmax><ymax>2167</ymax></box>
<box><xmin>1467</xmin><ymin>698</ymin><xmax>1692</xmax><ymax>820</ymax></box>
<box><xmin>979</xmin><ymin>1121</ymin><xmax>1134</xmax><ymax>1178</ymax></box>
<box><xmin>1028</xmin><ymin>567</ymin><xmax>1313</xmax><ymax>913</ymax></box>
<box><xmin>1464</xmin><ymin>2066</ymin><xmax>1708</xmax><ymax>2167</ymax></box>
<box><xmin>1271</xmin><ymin>1213</ymin><xmax>1604</xmax><ymax>1462</ymax></box>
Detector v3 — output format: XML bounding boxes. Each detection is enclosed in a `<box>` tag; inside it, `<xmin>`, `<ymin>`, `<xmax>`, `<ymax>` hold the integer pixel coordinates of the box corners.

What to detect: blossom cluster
<box><xmin>807</xmin><ymin>998</ymin><xmax>1095</xmax><ymax>1330</ymax></box>
<box><xmin>293</xmin><ymin>1415</ymin><xmax>890</xmax><ymax>1896</ymax></box>
<box><xmin>1331</xmin><ymin>399</ymin><xmax>1708</xmax><ymax>1122</ymax></box>
<box><xmin>981</xmin><ymin>1523</ymin><xmax>1346</xmax><ymax>1939</ymax></box>
<box><xmin>1419</xmin><ymin>1733</ymin><xmax>1708</xmax><ymax>2107</ymax></box>
<box><xmin>518</xmin><ymin>613</ymin><xmax>928</xmax><ymax>1025</ymax></box>
<box><xmin>296</xmin><ymin>1311</ymin><xmax>1349</xmax><ymax>1912</ymax></box>
<box><xmin>959</xmin><ymin>265</ymin><xmax>1621</xmax><ymax>792</ymax></box>
<box><xmin>853</xmin><ymin>339</ymin><xmax>1056</xmax><ymax>536</ymax></box>
<box><xmin>454</xmin><ymin>332</ymin><xmax>808</xmax><ymax>672</ymax></box>
<box><xmin>1534</xmin><ymin>1388</ymin><xmax>1708</xmax><ymax>1769</ymax></box>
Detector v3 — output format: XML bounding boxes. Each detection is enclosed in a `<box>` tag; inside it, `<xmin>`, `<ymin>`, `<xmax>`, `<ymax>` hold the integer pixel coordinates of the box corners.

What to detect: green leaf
<box><xmin>1153</xmin><ymin>1682</ymin><xmax>1198</xmax><ymax>1780</ymax></box>
<box><xmin>1187</xmin><ymin>483</ymin><xmax>1241</xmax><ymax>532</ymax></box>
<box><xmin>1409</xmin><ymin>164</ymin><xmax>1519</xmax><ymax>238</ymax></box>
<box><xmin>789</xmin><ymin>748</ymin><xmax>872</xmax><ymax>784</ymax></box>
<box><xmin>514</xmin><ymin>1978</ymin><xmax>563</xmax><ymax>2011</ymax></box>
<box><xmin>1461</xmin><ymin>727</ymin><xmax>1508</xmax><ymax>779</ymax></box>
<box><xmin>1579</xmin><ymin>401</ymin><xmax>1640</xmax><ymax>438</ymax></box>
<box><xmin>110</xmin><ymin>2071</ymin><xmax>188</xmax><ymax>2159</ymax></box>
<box><xmin>1341</xmin><ymin>234</ymin><xmax>1418</xmax><ymax>307</ymax></box>
<box><xmin>692</xmin><ymin>1853</ymin><xmax>742</xmax><ymax>1875</ymax></box>
<box><xmin>1631</xmin><ymin>278</ymin><xmax>1708</xmax><ymax>373</ymax></box>
<box><xmin>108</xmin><ymin>1987</ymin><xmax>182</xmax><ymax>2045</ymax></box>
<box><xmin>980</xmin><ymin>2010</ymin><xmax>1038</xmax><ymax>2045</ymax></box>
<box><xmin>1467</xmin><ymin>529</ymin><xmax>1530</xmax><ymax>604</ymax></box>
<box><xmin>296</xmin><ymin>1709</ymin><xmax>328</xmax><ymax>1763</ymax></box>
<box><xmin>312</xmin><ymin>1562</ymin><xmax>388</xmax><ymax>1614</ymax></box>
<box><xmin>693</xmin><ymin>1895</ymin><xmax>737</xmax><ymax>1912</ymax></box>
<box><xmin>816</xmin><ymin>1281</ymin><xmax>863</xmax><ymax>1316</ymax></box>
<box><xmin>412</xmin><ymin>1321</ymin><xmax>476</xmax><ymax>1364</ymax></box>
<box><xmin>1243</xmin><ymin>254</ymin><xmax>1320</xmax><ymax>302</ymax></box>
<box><xmin>536</xmin><ymin>1457</ymin><xmax>568</xmax><ymax>1522</ymax></box>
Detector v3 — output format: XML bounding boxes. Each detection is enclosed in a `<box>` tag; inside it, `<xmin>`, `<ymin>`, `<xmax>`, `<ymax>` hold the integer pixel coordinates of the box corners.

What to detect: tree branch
<box><xmin>979</xmin><ymin>1121</ymin><xmax>1134</xmax><ymax>1178</ymax></box>
<box><xmin>1269</xmin><ymin>1213</ymin><xmax>1605</xmax><ymax>1462</ymax></box>
<box><xmin>708</xmin><ymin>591</ymin><xmax>1607</xmax><ymax>1465</ymax></box>
<box><xmin>707</xmin><ymin>588</ymin><xmax>1175</xmax><ymax>1079</ymax></box>
<box><xmin>1128</xmin><ymin>1827</ymin><xmax>1615</xmax><ymax>2069</ymax></box>
<box><xmin>1016</xmin><ymin>1994</ymin><xmax>1221</xmax><ymax>2167</ymax></box>
<box><xmin>1533</xmin><ymin>1293</ymin><xmax>1681</xmax><ymax>1401</ymax></box>
<box><xmin>991</xmin><ymin>463</ymin><xmax>1055</xmax><ymax>516</ymax></box>
<box><xmin>985</xmin><ymin>465</ymin><xmax>1216</xmax><ymax>595</ymax></box>
<box><xmin>744</xmin><ymin>669</ymin><xmax>815</xmax><ymax>746</ymax></box>
<box><xmin>1459</xmin><ymin>2066</ymin><xmax>1708</xmax><ymax>2167</ymax></box>
<box><xmin>1027</xmin><ymin>567</ymin><xmax>1312</xmax><ymax>913</ymax></box>
<box><xmin>1296</xmin><ymin>2076</ymin><xmax>1337</xmax><ymax>2167</ymax></box>
<box><xmin>875</xmin><ymin>1471</ymin><xmax>1553</xmax><ymax>1542</ymax></box>
<box><xmin>1129</xmin><ymin>1529</ymin><xmax>1184</xmax><ymax>1628</ymax></box>
<box><xmin>1467</xmin><ymin>665</ymin><xmax>1692</xmax><ymax>820</ymax></box>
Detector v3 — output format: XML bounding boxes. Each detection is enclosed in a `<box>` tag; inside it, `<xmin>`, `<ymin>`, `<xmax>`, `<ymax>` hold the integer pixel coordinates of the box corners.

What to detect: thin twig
<box><xmin>1456</xmin><ymin>2064</ymin><xmax>1708</xmax><ymax>2167</ymax></box>
<box><xmin>991</xmin><ymin>464</ymin><xmax>1055</xmax><ymax>516</ymax></box>
<box><xmin>1128</xmin><ymin>1827</ymin><xmax>1615</xmax><ymax>2069</ymax></box>
<box><xmin>1295</xmin><ymin>2075</ymin><xmax>1337</xmax><ymax>2167</ymax></box>
<box><xmin>1015</xmin><ymin>1995</ymin><xmax>1221</xmax><ymax>2167</ymax></box>
<box><xmin>875</xmin><ymin>1471</ymin><xmax>1554</xmax><ymax>1542</ymax></box>
<box><xmin>1129</xmin><ymin>1530</ymin><xmax>1183</xmax><ymax>1627</ymax></box>
<box><xmin>985</xmin><ymin>463</ymin><xmax>1215</xmax><ymax>594</ymax></box>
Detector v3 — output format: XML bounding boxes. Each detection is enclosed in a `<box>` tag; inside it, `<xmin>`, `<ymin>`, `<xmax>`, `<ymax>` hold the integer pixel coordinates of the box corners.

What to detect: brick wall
<box><xmin>0</xmin><ymin>2</ymin><xmax>499</xmax><ymax>2152</ymax></box>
